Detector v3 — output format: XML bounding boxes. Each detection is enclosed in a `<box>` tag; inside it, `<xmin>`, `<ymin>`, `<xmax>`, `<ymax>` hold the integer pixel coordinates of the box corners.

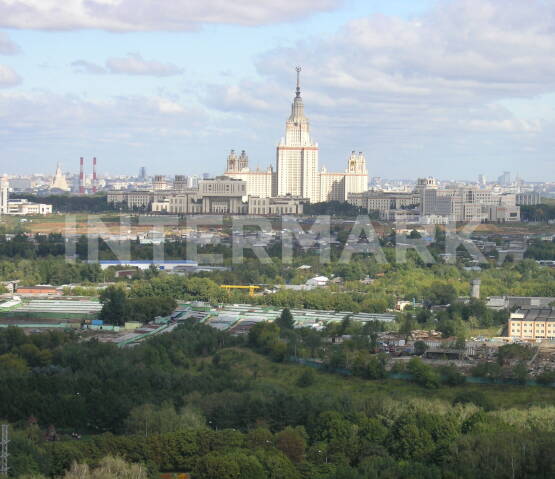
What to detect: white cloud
<box><xmin>0</xmin><ymin>64</ymin><xmax>21</xmax><ymax>87</ymax></box>
<box><xmin>0</xmin><ymin>90</ymin><xmax>245</xmax><ymax>174</ymax></box>
<box><xmin>205</xmin><ymin>0</ymin><xmax>555</xmax><ymax>178</ymax></box>
<box><xmin>0</xmin><ymin>0</ymin><xmax>339</xmax><ymax>31</ymax></box>
<box><xmin>106</xmin><ymin>53</ymin><xmax>181</xmax><ymax>76</ymax></box>
<box><xmin>0</xmin><ymin>31</ymin><xmax>20</xmax><ymax>54</ymax></box>
<box><xmin>71</xmin><ymin>59</ymin><xmax>107</xmax><ymax>74</ymax></box>
<box><xmin>71</xmin><ymin>54</ymin><xmax>181</xmax><ymax>77</ymax></box>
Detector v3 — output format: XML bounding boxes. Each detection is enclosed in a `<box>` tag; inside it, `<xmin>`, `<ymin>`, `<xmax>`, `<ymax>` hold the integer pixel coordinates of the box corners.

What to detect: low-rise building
<box><xmin>508</xmin><ymin>307</ymin><xmax>555</xmax><ymax>341</ymax></box>
<box><xmin>16</xmin><ymin>285</ymin><xmax>61</xmax><ymax>296</ymax></box>
<box><xmin>6</xmin><ymin>199</ymin><xmax>52</xmax><ymax>215</ymax></box>
<box><xmin>248</xmin><ymin>196</ymin><xmax>306</xmax><ymax>215</ymax></box>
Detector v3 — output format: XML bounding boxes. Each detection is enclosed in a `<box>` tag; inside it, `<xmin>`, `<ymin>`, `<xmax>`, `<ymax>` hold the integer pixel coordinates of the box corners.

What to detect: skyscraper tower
<box><xmin>276</xmin><ymin>66</ymin><xmax>320</xmax><ymax>202</ymax></box>
<box><xmin>0</xmin><ymin>176</ymin><xmax>8</xmax><ymax>216</ymax></box>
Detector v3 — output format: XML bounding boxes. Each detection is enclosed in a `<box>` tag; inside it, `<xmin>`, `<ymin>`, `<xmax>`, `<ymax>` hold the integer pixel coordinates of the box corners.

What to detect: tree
<box><xmin>276</xmin><ymin>308</ymin><xmax>295</xmax><ymax>330</ymax></box>
<box><xmin>452</xmin><ymin>391</ymin><xmax>494</xmax><ymax>411</ymax></box>
<box><xmin>414</xmin><ymin>341</ymin><xmax>428</xmax><ymax>356</ymax></box>
<box><xmin>64</xmin><ymin>456</ymin><xmax>147</xmax><ymax>479</ymax></box>
<box><xmin>423</xmin><ymin>282</ymin><xmax>457</xmax><ymax>306</ymax></box>
<box><xmin>99</xmin><ymin>285</ymin><xmax>129</xmax><ymax>326</ymax></box>
<box><xmin>536</xmin><ymin>368</ymin><xmax>555</xmax><ymax>385</ymax></box>
<box><xmin>439</xmin><ymin>364</ymin><xmax>465</xmax><ymax>386</ymax></box>
<box><xmin>193</xmin><ymin>452</ymin><xmax>241</xmax><ymax>479</ymax></box>
<box><xmin>296</xmin><ymin>368</ymin><xmax>316</xmax><ymax>387</ymax></box>
<box><xmin>275</xmin><ymin>426</ymin><xmax>306</xmax><ymax>463</ymax></box>
<box><xmin>388</xmin><ymin>415</ymin><xmax>435</xmax><ymax>460</ymax></box>
<box><xmin>366</xmin><ymin>355</ymin><xmax>386</xmax><ymax>379</ymax></box>
<box><xmin>407</xmin><ymin>358</ymin><xmax>440</xmax><ymax>388</ymax></box>
<box><xmin>512</xmin><ymin>361</ymin><xmax>529</xmax><ymax>385</ymax></box>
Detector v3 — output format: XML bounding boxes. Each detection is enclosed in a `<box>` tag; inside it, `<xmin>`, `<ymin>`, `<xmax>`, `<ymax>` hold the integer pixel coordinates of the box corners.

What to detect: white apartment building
<box><xmin>416</xmin><ymin>178</ymin><xmax>520</xmax><ymax>223</ymax></box>
<box><xmin>0</xmin><ymin>177</ymin><xmax>52</xmax><ymax>215</ymax></box>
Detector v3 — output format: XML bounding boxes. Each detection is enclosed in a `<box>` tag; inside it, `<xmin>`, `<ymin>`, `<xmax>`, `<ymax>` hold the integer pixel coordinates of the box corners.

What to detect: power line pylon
<box><xmin>0</xmin><ymin>424</ymin><xmax>8</xmax><ymax>476</ymax></box>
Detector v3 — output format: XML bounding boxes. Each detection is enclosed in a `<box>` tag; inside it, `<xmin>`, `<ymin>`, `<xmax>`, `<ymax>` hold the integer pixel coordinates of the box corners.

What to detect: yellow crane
<box><xmin>220</xmin><ymin>284</ymin><xmax>261</xmax><ymax>297</ymax></box>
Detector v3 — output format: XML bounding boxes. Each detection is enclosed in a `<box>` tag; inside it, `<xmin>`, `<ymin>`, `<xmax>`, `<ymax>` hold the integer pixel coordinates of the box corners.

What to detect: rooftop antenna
<box><xmin>296</xmin><ymin>66</ymin><xmax>302</xmax><ymax>98</ymax></box>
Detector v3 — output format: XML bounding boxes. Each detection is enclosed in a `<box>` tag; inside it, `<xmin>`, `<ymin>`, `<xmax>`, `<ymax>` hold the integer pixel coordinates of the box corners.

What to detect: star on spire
<box><xmin>296</xmin><ymin>66</ymin><xmax>302</xmax><ymax>98</ymax></box>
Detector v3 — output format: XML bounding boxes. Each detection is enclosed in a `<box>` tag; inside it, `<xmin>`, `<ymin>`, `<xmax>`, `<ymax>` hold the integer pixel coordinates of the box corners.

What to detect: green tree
<box><xmin>407</xmin><ymin>358</ymin><xmax>440</xmax><ymax>388</ymax></box>
<box><xmin>275</xmin><ymin>426</ymin><xmax>306</xmax><ymax>463</ymax></box>
<box><xmin>276</xmin><ymin>308</ymin><xmax>295</xmax><ymax>330</ymax></box>
<box><xmin>64</xmin><ymin>456</ymin><xmax>147</xmax><ymax>479</ymax></box>
<box><xmin>193</xmin><ymin>452</ymin><xmax>240</xmax><ymax>479</ymax></box>
<box><xmin>414</xmin><ymin>340</ymin><xmax>428</xmax><ymax>356</ymax></box>
<box><xmin>99</xmin><ymin>285</ymin><xmax>129</xmax><ymax>326</ymax></box>
<box><xmin>296</xmin><ymin>368</ymin><xmax>316</xmax><ymax>387</ymax></box>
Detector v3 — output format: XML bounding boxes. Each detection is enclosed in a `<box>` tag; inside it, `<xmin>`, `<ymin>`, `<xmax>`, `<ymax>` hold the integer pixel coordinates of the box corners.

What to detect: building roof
<box><xmin>513</xmin><ymin>308</ymin><xmax>555</xmax><ymax>322</ymax></box>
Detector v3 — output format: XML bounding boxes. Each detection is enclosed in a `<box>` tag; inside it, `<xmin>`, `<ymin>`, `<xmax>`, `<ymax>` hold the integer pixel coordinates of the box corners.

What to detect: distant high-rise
<box><xmin>202</xmin><ymin>173</ymin><xmax>210</xmax><ymax>180</ymax></box>
<box><xmin>50</xmin><ymin>163</ymin><xmax>70</xmax><ymax>192</ymax></box>
<box><xmin>276</xmin><ymin>66</ymin><xmax>320</xmax><ymax>201</ymax></box>
<box><xmin>478</xmin><ymin>174</ymin><xmax>486</xmax><ymax>186</ymax></box>
<box><xmin>153</xmin><ymin>175</ymin><xmax>170</xmax><ymax>191</ymax></box>
<box><xmin>225</xmin><ymin>66</ymin><xmax>368</xmax><ymax>202</ymax></box>
<box><xmin>0</xmin><ymin>176</ymin><xmax>8</xmax><ymax>215</ymax></box>
<box><xmin>498</xmin><ymin>171</ymin><xmax>511</xmax><ymax>186</ymax></box>
<box><xmin>139</xmin><ymin>167</ymin><xmax>147</xmax><ymax>180</ymax></box>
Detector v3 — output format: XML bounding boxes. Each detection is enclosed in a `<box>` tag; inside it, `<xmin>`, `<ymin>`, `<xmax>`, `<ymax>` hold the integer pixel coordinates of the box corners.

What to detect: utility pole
<box><xmin>0</xmin><ymin>424</ymin><xmax>8</xmax><ymax>477</ymax></box>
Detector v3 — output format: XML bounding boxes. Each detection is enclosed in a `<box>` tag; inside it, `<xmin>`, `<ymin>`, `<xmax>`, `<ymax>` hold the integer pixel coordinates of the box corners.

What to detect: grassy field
<box><xmin>468</xmin><ymin>326</ymin><xmax>503</xmax><ymax>338</ymax></box>
<box><xmin>222</xmin><ymin>347</ymin><xmax>555</xmax><ymax>410</ymax></box>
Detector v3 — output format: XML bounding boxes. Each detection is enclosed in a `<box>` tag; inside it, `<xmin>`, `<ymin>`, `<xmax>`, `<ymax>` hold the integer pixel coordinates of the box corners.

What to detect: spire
<box><xmin>288</xmin><ymin>66</ymin><xmax>307</xmax><ymax>123</ymax></box>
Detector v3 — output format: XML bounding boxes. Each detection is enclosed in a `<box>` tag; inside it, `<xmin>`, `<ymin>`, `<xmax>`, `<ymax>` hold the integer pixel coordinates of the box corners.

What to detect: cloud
<box><xmin>0</xmin><ymin>31</ymin><xmax>20</xmax><ymax>54</ymax></box>
<box><xmin>71</xmin><ymin>54</ymin><xmax>181</xmax><ymax>77</ymax></box>
<box><xmin>204</xmin><ymin>0</ymin><xmax>555</xmax><ymax>179</ymax></box>
<box><xmin>0</xmin><ymin>0</ymin><xmax>340</xmax><ymax>31</ymax></box>
<box><xmin>0</xmin><ymin>64</ymin><xmax>21</xmax><ymax>87</ymax></box>
<box><xmin>0</xmin><ymin>90</ymin><xmax>247</xmax><ymax>174</ymax></box>
<box><xmin>71</xmin><ymin>59</ymin><xmax>107</xmax><ymax>74</ymax></box>
<box><xmin>106</xmin><ymin>53</ymin><xmax>181</xmax><ymax>76</ymax></box>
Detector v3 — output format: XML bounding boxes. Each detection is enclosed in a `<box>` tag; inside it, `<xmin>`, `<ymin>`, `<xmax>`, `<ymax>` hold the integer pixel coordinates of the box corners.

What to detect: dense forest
<box><xmin>1</xmin><ymin>321</ymin><xmax>555</xmax><ymax>478</ymax></box>
<box><xmin>520</xmin><ymin>203</ymin><xmax>555</xmax><ymax>222</ymax></box>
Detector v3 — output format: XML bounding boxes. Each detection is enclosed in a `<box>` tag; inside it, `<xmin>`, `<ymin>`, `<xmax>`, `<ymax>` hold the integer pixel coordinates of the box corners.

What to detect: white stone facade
<box><xmin>224</xmin><ymin>69</ymin><xmax>368</xmax><ymax>203</ymax></box>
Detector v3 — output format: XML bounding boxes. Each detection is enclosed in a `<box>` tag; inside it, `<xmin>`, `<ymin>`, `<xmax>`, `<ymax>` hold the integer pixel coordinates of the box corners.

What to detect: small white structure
<box><xmin>306</xmin><ymin>276</ymin><xmax>329</xmax><ymax>287</ymax></box>
<box><xmin>6</xmin><ymin>199</ymin><xmax>52</xmax><ymax>215</ymax></box>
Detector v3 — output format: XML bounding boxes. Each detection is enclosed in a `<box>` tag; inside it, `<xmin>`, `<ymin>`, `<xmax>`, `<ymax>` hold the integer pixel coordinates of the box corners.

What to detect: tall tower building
<box><xmin>50</xmin><ymin>163</ymin><xmax>70</xmax><ymax>192</ymax></box>
<box><xmin>0</xmin><ymin>176</ymin><xmax>8</xmax><ymax>215</ymax></box>
<box><xmin>276</xmin><ymin>67</ymin><xmax>320</xmax><ymax>202</ymax></box>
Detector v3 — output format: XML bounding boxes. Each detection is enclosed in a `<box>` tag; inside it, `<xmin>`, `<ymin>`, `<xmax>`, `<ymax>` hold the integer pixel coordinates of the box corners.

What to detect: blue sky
<box><xmin>0</xmin><ymin>0</ymin><xmax>554</xmax><ymax>181</ymax></box>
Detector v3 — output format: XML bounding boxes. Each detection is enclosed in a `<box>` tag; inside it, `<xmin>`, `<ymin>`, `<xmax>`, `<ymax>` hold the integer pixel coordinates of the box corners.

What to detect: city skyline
<box><xmin>1</xmin><ymin>0</ymin><xmax>555</xmax><ymax>181</ymax></box>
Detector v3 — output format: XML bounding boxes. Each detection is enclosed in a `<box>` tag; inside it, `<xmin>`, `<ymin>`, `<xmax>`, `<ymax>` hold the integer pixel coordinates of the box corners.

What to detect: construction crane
<box><xmin>220</xmin><ymin>285</ymin><xmax>261</xmax><ymax>297</ymax></box>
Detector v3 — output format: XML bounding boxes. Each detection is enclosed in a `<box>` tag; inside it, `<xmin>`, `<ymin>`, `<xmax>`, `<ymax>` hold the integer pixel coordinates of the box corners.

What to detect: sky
<box><xmin>0</xmin><ymin>0</ymin><xmax>554</xmax><ymax>181</ymax></box>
